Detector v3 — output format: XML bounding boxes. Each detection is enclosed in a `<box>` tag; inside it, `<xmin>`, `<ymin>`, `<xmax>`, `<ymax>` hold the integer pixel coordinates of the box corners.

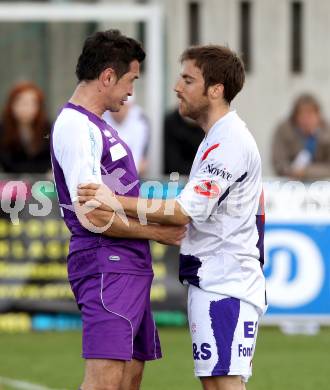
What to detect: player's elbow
<box><xmin>75</xmin><ymin>205</ymin><xmax>114</xmax><ymax>233</ymax></box>
<box><xmin>86</xmin><ymin>209</ymin><xmax>114</xmax><ymax>228</ymax></box>
<box><xmin>169</xmin><ymin>204</ymin><xmax>191</xmax><ymax>225</ymax></box>
<box><xmin>174</xmin><ymin>214</ymin><xmax>190</xmax><ymax>226</ymax></box>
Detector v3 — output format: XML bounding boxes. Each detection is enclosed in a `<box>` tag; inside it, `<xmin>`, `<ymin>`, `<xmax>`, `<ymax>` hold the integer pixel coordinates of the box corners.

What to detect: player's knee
<box><xmin>98</xmin><ymin>374</ymin><xmax>125</xmax><ymax>390</ymax></box>
<box><xmin>82</xmin><ymin>382</ymin><xmax>122</xmax><ymax>390</ymax></box>
<box><xmin>130</xmin><ymin>371</ymin><xmax>144</xmax><ymax>389</ymax></box>
<box><xmin>83</xmin><ymin>359</ymin><xmax>125</xmax><ymax>390</ymax></box>
<box><xmin>121</xmin><ymin>363</ymin><xmax>144</xmax><ymax>390</ymax></box>
<box><xmin>201</xmin><ymin>375</ymin><xmax>244</xmax><ymax>390</ymax></box>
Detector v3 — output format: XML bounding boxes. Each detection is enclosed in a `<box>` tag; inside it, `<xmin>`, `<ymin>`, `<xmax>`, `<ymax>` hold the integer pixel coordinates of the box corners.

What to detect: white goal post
<box><xmin>0</xmin><ymin>2</ymin><xmax>164</xmax><ymax>176</ymax></box>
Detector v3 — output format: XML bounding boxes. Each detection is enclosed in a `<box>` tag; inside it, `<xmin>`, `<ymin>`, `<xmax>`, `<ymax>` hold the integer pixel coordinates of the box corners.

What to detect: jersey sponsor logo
<box><xmin>193</xmin><ymin>342</ymin><xmax>212</xmax><ymax>360</ymax></box>
<box><xmin>238</xmin><ymin>344</ymin><xmax>253</xmax><ymax>357</ymax></box>
<box><xmin>203</xmin><ymin>164</ymin><xmax>233</xmax><ymax>181</ymax></box>
<box><xmin>201</xmin><ymin>143</ymin><xmax>220</xmax><ymax>161</ymax></box>
<box><xmin>193</xmin><ymin>180</ymin><xmax>220</xmax><ymax>199</ymax></box>
<box><xmin>244</xmin><ymin>321</ymin><xmax>257</xmax><ymax>338</ymax></box>
<box><xmin>108</xmin><ymin>255</ymin><xmax>120</xmax><ymax>261</ymax></box>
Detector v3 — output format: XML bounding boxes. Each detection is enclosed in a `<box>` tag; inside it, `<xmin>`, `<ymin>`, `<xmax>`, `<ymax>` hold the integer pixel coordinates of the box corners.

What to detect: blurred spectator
<box><xmin>103</xmin><ymin>98</ymin><xmax>150</xmax><ymax>176</ymax></box>
<box><xmin>272</xmin><ymin>94</ymin><xmax>330</xmax><ymax>180</ymax></box>
<box><xmin>0</xmin><ymin>81</ymin><xmax>51</xmax><ymax>174</ymax></box>
<box><xmin>164</xmin><ymin>108</ymin><xmax>204</xmax><ymax>175</ymax></box>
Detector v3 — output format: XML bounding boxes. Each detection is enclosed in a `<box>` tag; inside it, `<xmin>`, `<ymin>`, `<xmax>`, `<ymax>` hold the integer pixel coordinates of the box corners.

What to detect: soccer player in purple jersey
<box><xmin>50</xmin><ymin>30</ymin><xmax>186</xmax><ymax>390</ymax></box>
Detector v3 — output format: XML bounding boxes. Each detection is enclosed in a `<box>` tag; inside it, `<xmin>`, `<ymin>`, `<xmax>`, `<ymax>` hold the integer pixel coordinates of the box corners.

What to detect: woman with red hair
<box><xmin>0</xmin><ymin>81</ymin><xmax>51</xmax><ymax>174</ymax></box>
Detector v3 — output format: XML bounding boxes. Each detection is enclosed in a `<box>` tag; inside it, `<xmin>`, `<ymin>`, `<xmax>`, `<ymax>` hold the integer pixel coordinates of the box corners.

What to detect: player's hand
<box><xmin>78</xmin><ymin>183</ymin><xmax>118</xmax><ymax>212</ymax></box>
<box><xmin>156</xmin><ymin>224</ymin><xmax>187</xmax><ymax>246</ymax></box>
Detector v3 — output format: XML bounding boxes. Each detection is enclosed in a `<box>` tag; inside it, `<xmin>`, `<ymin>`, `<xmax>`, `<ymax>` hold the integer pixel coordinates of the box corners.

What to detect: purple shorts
<box><xmin>70</xmin><ymin>272</ymin><xmax>162</xmax><ymax>361</ymax></box>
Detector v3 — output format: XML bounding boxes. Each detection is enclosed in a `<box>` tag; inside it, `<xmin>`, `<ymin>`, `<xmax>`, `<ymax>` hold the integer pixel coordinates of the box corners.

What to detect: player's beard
<box><xmin>179</xmin><ymin>97</ymin><xmax>210</xmax><ymax>122</ymax></box>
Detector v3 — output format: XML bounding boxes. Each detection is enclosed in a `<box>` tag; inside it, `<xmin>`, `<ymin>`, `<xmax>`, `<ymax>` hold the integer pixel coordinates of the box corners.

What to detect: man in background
<box><xmin>164</xmin><ymin>107</ymin><xmax>204</xmax><ymax>175</ymax></box>
<box><xmin>272</xmin><ymin>93</ymin><xmax>330</xmax><ymax>180</ymax></box>
<box><xmin>103</xmin><ymin>96</ymin><xmax>150</xmax><ymax>176</ymax></box>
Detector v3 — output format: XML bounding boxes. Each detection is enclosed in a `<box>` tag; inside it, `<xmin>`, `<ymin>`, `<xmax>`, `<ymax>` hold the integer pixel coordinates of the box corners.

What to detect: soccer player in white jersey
<box><xmin>78</xmin><ymin>45</ymin><xmax>266</xmax><ymax>390</ymax></box>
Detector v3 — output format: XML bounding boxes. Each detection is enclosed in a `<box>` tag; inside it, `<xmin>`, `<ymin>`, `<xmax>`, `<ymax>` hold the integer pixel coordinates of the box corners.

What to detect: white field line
<box><xmin>0</xmin><ymin>376</ymin><xmax>67</xmax><ymax>390</ymax></box>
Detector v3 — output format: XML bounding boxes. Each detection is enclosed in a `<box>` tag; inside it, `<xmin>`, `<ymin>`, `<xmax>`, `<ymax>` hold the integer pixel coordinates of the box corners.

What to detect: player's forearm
<box><xmin>117</xmin><ymin>196</ymin><xmax>190</xmax><ymax>226</ymax></box>
<box><xmin>86</xmin><ymin>208</ymin><xmax>163</xmax><ymax>241</ymax></box>
<box><xmin>76</xmin><ymin>183</ymin><xmax>190</xmax><ymax>225</ymax></box>
<box><xmin>103</xmin><ymin>216</ymin><xmax>163</xmax><ymax>241</ymax></box>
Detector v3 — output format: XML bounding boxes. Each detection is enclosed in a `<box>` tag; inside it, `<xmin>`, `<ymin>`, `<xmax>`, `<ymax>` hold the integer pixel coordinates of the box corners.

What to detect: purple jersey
<box><xmin>51</xmin><ymin>103</ymin><xmax>152</xmax><ymax>280</ymax></box>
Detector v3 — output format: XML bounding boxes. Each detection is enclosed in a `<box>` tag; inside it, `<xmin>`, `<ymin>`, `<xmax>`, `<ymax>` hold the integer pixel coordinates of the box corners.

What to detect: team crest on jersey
<box><xmin>203</xmin><ymin>164</ymin><xmax>233</xmax><ymax>181</ymax></box>
<box><xmin>193</xmin><ymin>180</ymin><xmax>220</xmax><ymax>198</ymax></box>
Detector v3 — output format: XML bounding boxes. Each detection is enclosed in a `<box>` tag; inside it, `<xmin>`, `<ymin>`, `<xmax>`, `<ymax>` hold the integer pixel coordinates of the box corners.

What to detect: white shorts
<box><xmin>188</xmin><ymin>285</ymin><xmax>260</xmax><ymax>382</ymax></box>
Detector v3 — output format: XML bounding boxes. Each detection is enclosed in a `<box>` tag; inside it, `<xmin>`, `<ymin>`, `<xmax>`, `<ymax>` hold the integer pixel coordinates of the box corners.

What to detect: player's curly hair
<box><xmin>76</xmin><ymin>29</ymin><xmax>146</xmax><ymax>82</ymax></box>
<box><xmin>180</xmin><ymin>45</ymin><xmax>245</xmax><ymax>104</ymax></box>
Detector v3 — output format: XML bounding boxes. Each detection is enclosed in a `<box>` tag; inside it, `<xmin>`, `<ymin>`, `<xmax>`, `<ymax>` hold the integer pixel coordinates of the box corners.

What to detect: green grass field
<box><xmin>0</xmin><ymin>327</ymin><xmax>329</xmax><ymax>390</ymax></box>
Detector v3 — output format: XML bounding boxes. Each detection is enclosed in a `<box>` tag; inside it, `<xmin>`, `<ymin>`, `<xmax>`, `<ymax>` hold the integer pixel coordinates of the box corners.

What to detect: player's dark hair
<box><xmin>180</xmin><ymin>45</ymin><xmax>245</xmax><ymax>104</ymax></box>
<box><xmin>76</xmin><ymin>29</ymin><xmax>146</xmax><ymax>82</ymax></box>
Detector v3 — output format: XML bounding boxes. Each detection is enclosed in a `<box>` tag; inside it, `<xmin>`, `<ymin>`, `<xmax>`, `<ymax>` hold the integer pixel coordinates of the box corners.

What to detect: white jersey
<box><xmin>177</xmin><ymin>111</ymin><xmax>266</xmax><ymax>313</ymax></box>
<box><xmin>52</xmin><ymin>106</ymin><xmax>103</xmax><ymax>204</ymax></box>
